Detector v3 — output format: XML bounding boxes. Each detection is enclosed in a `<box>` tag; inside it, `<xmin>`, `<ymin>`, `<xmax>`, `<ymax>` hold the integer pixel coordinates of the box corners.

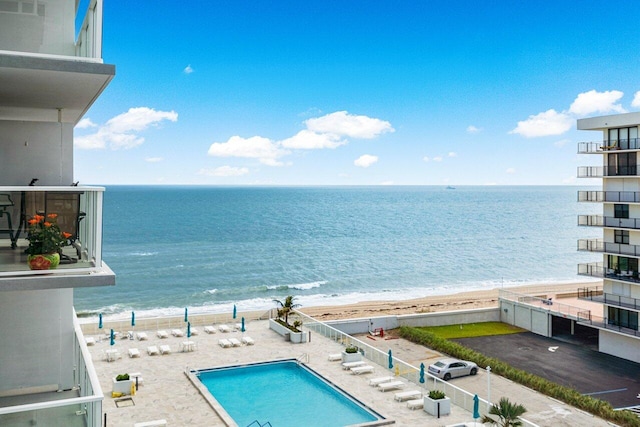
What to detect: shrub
<box><xmin>115</xmin><ymin>373</ymin><xmax>129</xmax><ymax>381</ymax></box>
<box><xmin>428</xmin><ymin>390</ymin><xmax>446</xmax><ymax>400</ymax></box>
<box><xmin>345</xmin><ymin>345</ymin><xmax>359</xmax><ymax>354</ymax></box>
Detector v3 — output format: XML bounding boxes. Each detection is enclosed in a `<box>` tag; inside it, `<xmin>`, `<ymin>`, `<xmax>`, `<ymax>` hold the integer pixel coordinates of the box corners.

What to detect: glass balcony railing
<box><xmin>0</xmin><ymin>186</ymin><xmax>108</xmax><ymax>278</ymax></box>
<box><xmin>578</xmin><ymin>191</ymin><xmax>640</xmax><ymax>203</ymax></box>
<box><xmin>578</xmin><ymin>214</ymin><xmax>640</xmax><ymax>230</ymax></box>
<box><xmin>577</xmin><ymin>166</ymin><xmax>640</xmax><ymax>178</ymax></box>
<box><xmin>578</xmin><ymin>263</ymin><xmax>640</xmax><ymax>283</ymax></box>
<box><xmin>578</xmin><ymin>138</ymin><xmax>640</xmax><ymax>153</ymax></box>
<box><xmin>578</xmin><ymin>238</ymin><xmax>640</xmax><ymax>257</ymax></box>
<box><xmin>0</xmin><ymin>0</ymin><xmax>103</xmax><ymax>59</ymax></box>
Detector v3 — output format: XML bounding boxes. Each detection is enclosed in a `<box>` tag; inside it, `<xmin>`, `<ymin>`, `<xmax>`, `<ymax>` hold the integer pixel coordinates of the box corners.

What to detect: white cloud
<box><xmin>568</xmin><ymin>90</ymin><xmax>625</xmax><ymax>116</ymax></box>
<box><xmin>632</xmin><ymin>91</ymin><xmax>640</xmax><ymax>108</ymax></box>
<box><xmin>199</xmin><ymin>166</ymin><xmax>249</xmax><ymax>177</ymax></box>
<box><xmin>305</xmin><ymin>111</ymin><xmax>394</xmax><ymax>139</ymax></box>
<box><xmin>506</xmin><ymin>167</ymin><xmax>516</xmax><ymax>174</ymax></box>
<box><xmin>207</xmin><ymin>135</ymin><xmax>289</xmax><ymax>167</ymax></box>
<box><xmin>354</xmin><ymin>154</ymin><xmax>378</xmax><ymax>168</ymax></box>
<box><xmin>467</xmin><ymin>125</ymin><xmax>482</xmax><ymax>134</ymax></box>
<box><xmin>448</xmin><ymin>152</ymin><xmax>457</xmax><ymax>157</ymax></box>
<box><xmin>184</xmin><ymin>64</ymin><xmax>194</xmax><ymax>74</ymax></box>
<box><xmin>75</xmin><ymin>107</ymin><xmax>178</xmax><ymax>150</ymax></box>
<box><xmin>76</xmin><ymin>118</ymin><xmax>97</xmax><ymax>129</ymax></box>
<box><xmin>423</xmin><ymin>156</ymin><xmax>430</xmax><ymax>162</ymax></box>
<box><xmin>280</xmin><ymin>130</ymin><xmax>346</xmax><ymax>149</ymax></box>
<box><xmin>433</xmin><ymin>156</ymin><xmax>443</xmax><ymax>162</ymax></box>
<box><xmin>510</xmin><ymin>109</ymin><xmax>573</xmax><ymax>138</ymax></box>
<box><xmin>145</xmin><ymin>157</ymin><xmax>163</xmax><ymax>163</ymax></box>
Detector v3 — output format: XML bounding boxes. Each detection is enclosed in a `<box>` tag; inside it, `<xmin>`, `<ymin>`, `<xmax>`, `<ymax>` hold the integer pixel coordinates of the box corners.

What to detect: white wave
<box><xmin>129</xmin><ymin>251</ymin><xmax>159</xmax><ymax>257</ymax></box>
<box><xmin>204</xmin><ymin>288</ymin><xmax>218</xmax><ymax>295</ymax></box>
<box><xmin>266</xmin><ymin>280</ymin><xmax>327</xmax><ymax>291</ymax></box>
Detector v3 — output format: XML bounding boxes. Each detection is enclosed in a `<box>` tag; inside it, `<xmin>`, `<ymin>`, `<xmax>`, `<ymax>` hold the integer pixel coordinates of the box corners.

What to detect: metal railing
<box><xmin>578</xmin><ymin>139</ymin><xmax>640</xmax><ymax>153</ymax></box>
<box><xmin>577</xmin><ymin>239</ymin><xmax>640</xmax><ymax>257</ymax></box>
<box><xmin>499</xmin><ymin>289</ymin><xmax>589</xmax><ymax>321</ymax></box>
<box><xmin>579</xmin><ymin>286</ymin><xmax>640</xmax><ymax>311</ymax></box>
<box><xmin>577</xmin><ymin>313</ymin><xmax>640</xmax><ymax>338</ymax></box>
<box><xmin>577</xmin><ymin>166</ymin><xmax>640</xmax><ymax>178</ymax></box>
<box><xmin>579</xmin><ymin>214</ymin><xmax>640</xmax><ymax>229</ymax></box>
<box><xmin>578</xmin><ymin>190</ymin><xmax>640</xmax><ymax>203</ymax></box>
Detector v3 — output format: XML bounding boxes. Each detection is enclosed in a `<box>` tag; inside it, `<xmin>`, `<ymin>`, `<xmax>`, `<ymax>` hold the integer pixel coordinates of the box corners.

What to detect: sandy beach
<box><xmin>299</xmin><ymin>281</ymin><xmax>598</xmax><ymax>320</ymax></box>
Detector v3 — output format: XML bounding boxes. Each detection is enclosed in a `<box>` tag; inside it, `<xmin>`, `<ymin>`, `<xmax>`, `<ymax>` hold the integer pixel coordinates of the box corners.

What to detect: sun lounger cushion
<box><xmin>394</xmin><ymin>390</ymin><xmax>421</xmax><ymax>401</ymax></box>
<box><xmin>342</xmin><ymin>361</ymin><xmax>366</xmax><ymax>370</ymax></box>
<box><xmin>369</xmin><ymin>376</ymin><xmax>394</xmax><ymax>386</ymax></box>
<box><xmin>218</xmin><ymin>339</ymin><xmax>232</xmax><ymax>348</ymax></box>
<box><xmin>159</xmin><ymin>345</ymin><xmax>171</xmax><ymax>355</ymax></box>
<box><xmin>129</xmin><ymin>372</ymin><xmax>143</xmax><ymax>385</ymax></box>
<box><xmin>136</xmin><ymin>332</ymin><xmax>148</xmax><ymax>341</ymax></box>
<box><xmin>85</xmin><ymin>337</ymin><xmax>95</xmax><ymax>346</ymax></box>
<box><xmin>229</xmin><ymin>338</ymin><xmax>242</xmax><ymax>347</ymax></box>
<box><xmin>218</xmin><ymin>324</ymin><xmax>230</xmax><ymax>333</ymax></box>
<box><xmin>204</xmin><ymin>326</ymin><xmax>216</xmax><ymax>334</ymax></box>
<box><xmin>351</xmin><ymin>365</ymin><xmax>374</xmax><ymax>375</ymax></box>
<box><xmin>328</xmin><ymin>353</ymin><xmax>342</xmax><ymax>361</ymax></box>
<box><xmin>147</xmin><ymin>346</ymin><xmax>159</xmax><ymax>356</ymax></box>
<box><xmin>128</xmin><ymin>348</ymin><xmax>141</xmax><ymax>358</ymax></box>
<box><xmin>171</xmin><ymin>329</ymin><xmax>184</xmax><ymax>337</ymax></box>
<box><xmin>189</xmin><ymin>327</ymin><xmax>198</xmax><ymax>335</ymax></box>
<box><xmin>378</xmin><ymin>381</ymin><xmax>404</xmax><ymax>392</ymax></box>
<box><xmin>242</xmin><ymin>336</ymin><xmax>255</xmax><ymax>345</ymax></box>
<box><xmin>156</xmin><ymin>330</ymin><xmax>168</xmax><ymax>339</ymax></box>
<box><xmin>134</xmin><ymin>420</ymin><xmax>167</xmax><ymax>427</ymax></box>
<box><xmin>407</xmin><ymin>398</ymin><xmax>424</xmax><ymax>410</ymax></box>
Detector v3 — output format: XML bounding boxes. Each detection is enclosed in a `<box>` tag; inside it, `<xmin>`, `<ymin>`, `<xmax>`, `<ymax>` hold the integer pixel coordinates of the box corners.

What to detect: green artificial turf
<box><xmin>420</xmin><ymin>322</ymin><xmax>526</xmax><ymax>339</ymax></box>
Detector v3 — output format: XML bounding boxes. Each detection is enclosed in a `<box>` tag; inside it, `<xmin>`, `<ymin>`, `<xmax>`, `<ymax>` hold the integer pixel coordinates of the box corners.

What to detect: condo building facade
<box><xmin>577</xmin><ymin>112</ymin><xmax>640</xmax><ymax>363</ymax></box>
<box><xmin>0</xmin><ymin>1</ymin><xmax>115</xmax><ymax>426</ymax></box>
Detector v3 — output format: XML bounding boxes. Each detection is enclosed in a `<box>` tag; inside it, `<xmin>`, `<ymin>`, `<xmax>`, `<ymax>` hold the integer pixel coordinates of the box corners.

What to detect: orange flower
<box><xmin>28</xmin><ymin>219</ymin><xmax>38</xmax><ymax>225</ymax></box>
<box><xmin>47</xmin><ymin>213</ymin><xmax>58</xmax><ymax>219</ymax></box>
<box><xmin>44</xmin><ymin>222</ymin><xmax>52</xmax><ymax>227</ymax></box>
<box><xmin>62</xmin><ymin>232</ymin><xmax>72</xmax><ymax>239</ymax></box>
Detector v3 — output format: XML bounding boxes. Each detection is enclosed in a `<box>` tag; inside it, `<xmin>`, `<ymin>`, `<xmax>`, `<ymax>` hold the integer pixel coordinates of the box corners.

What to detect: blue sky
<box><xmin>74</xmin><ymin>1</ymin><xmax>640</xmax><ymax>186</ymax></box>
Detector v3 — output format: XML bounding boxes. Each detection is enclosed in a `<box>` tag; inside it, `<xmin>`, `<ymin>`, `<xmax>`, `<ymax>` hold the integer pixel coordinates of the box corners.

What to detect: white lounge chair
<box><xmin>242</xmin><ymin>336</ymin><xmax>255</xmax><ymax>345</ymax></box>
<box><xmin>351</xmin><ymin>365</ymin><xmax>375</xmax><ymax>375</ymax></box>
<box><xmin>204</xmin><ymin>325</ymin><xmax>216</xmax><ymax>334</ymax></box>
<box><xmin>171</xmin><ymin>329</ymin><xmax>184</xmax><ymax>337</ymax></box>
<box><xmin>234</xmin><ymin>323</ymin><xmax>242</xmax><ymax>331</ymax></box>
<box><xmin>159</xmin><ymin>345</ymin><xmax>171</xmax><ymax>355</ymax></box>
<box><xmin>134</xmin><ymin>420</ymin><xmax>166</xmax><ymax>427</ymax></box>
<box><xmin>218</xmin><ymin>324</ymin><xmax>230</xmax><ymax>333</ymax></box>
<box><xmin>146</xmin><ymin>346</ymin><xmax>159</xmax><ymax>356</ymax></box>
<box><xmin>394</xmin><ymin>390</ymin><xmax>421</xmax><ymax>401</ymax></box>
<box><xmin>85</xmin><ymin>337</ymin><xmax>96</xmax><ymax>346</ymax></box>
<box><xmin>218</xmin><ymin>339</ymin><xmax>232</xmax><ymax>348</ymax></box>
<box><xmin>407</xmin><ymin>398</ymin><xmax>424</xmax><ymax>410</ymax></box>
<box><xmin>128</xmin><ymin>348</ymin><xmax>141</xmax><ymax>358</ymax></box>
<box><xmin>342</xmin><ymin>361</ymin><xmax>366</xmax><ymax>370</ymax></box>
<box><xmin>136</xmin><ymin>332</ymin><xmax>148</xmax><ymax>341</ymax></box>
<box><xmin>104</xmin><ymin>349</ymin><xmax>121</xmax><ymax>362</ymax></box>
<box><xmin>229</xmin><ymin>338</ymin><xmax>242</xmax><ymax>347</ymax></box>
<box><xmin>378</xmin><ymin>381</ymin><xmax>404</xmax><ymax>392</ymax></box>
<box><xmin>156</xmin><ymin>330</ymin><xmax>168</xmax><ymax>339</ymax></box>
<box><xmin>189</xmin><ymin>327</ymin><xmax>199</xmax><ymax>336</ymax></box>
<box><xmin>369</xmin><ymin>376</ymin><xmax>394</xmax><ymax>386</ymax></box>
<box><xmin>328</xmin><ymin>353</ymin><xmax>342</xmax><ymax>361</ymax></box>
<box><xmin>129</xmin><ymin>372</ymin><xmax>143</xmax><ymax>385</ymax></box>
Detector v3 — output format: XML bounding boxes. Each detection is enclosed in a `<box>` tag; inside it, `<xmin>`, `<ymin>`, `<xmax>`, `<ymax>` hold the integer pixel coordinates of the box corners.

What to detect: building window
<box><xmin>608</xmin><ymin>306</ymin><xmax>639</xmax><ymax>330</ymax></box>
<box><xmin>615</xmin><ymin>229</ymin><xmax>629</xmax><ymax>244</ymax></box>
<box><xmin>614</xmin><ymin>204</ymin><xmax>629</xmax><ymax>219</ymax></box>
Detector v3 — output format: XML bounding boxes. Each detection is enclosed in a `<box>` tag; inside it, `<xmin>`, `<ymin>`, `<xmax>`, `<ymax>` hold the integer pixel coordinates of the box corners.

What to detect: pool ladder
<box><xmin>296</xmin><ymin>353</ymin><xmax>309</xmax><ymax>364</ymax></box>
<box><xmin>246</xmin><ymin>421</ymin><xmax>272</xmax><ymax>427</ymax></box>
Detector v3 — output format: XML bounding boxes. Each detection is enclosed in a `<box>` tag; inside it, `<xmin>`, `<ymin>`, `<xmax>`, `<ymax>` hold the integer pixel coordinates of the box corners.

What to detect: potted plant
<box><xmin>25</xmin><ymin>213</ymin><xmax>72</xmax><ymax>270</ymax></box>
<box><xmin>112</xmin><ymin>373</ymin><xmax>133</xmax><ymax>395</ymax></box>
<box><xmin>269</xmin><ymin>296</ymin><xmax>307</xmax><ymax>343</ymax></box>
<box><xmin>424</xmin><ymin>389</ymin><xmax>450</xmax><ymax>417</ymax></box>
<box><xmin>341</xmin><ymin>344</ymin><xmax>362</xmax><ymax>363</ymax></box>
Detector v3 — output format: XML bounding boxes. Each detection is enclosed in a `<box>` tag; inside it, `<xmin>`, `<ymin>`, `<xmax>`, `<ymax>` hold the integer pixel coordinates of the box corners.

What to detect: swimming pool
<box><xmin>193</xmin><ymin>360</ymin><xmax>384</xmax><ymax>426</ymax></box>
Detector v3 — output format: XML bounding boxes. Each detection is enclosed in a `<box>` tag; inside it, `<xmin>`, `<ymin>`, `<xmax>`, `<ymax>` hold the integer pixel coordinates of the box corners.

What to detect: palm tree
<box><xmin>273</xmin><ymin>295</ymin><xmax>301</xmax><ymax>325</ymax></box>
<box><xmin>481</xmin><ymin>397</ymin><xmax>527</xmax><ymax>427</ymax></box>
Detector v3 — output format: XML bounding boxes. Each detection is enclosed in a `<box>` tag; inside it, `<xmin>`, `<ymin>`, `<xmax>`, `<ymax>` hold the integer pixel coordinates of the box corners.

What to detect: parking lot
<box><xmin>455</xmin><ymin>332</ymin><xmax>640</xmax><ymax>409</ymax></box>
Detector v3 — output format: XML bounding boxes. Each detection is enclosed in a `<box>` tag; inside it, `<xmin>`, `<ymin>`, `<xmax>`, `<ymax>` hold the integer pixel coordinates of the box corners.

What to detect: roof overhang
<box><xmin>577</xmin><ymin>112</ymin><xmax>640</xmax><ymax>131</ymax></box>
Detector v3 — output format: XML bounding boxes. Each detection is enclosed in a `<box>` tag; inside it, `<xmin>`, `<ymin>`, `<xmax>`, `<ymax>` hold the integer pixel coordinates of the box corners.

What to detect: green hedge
<box><xmin>399</xmin><ymin>326</ymin><xmax>640</xmax><ymax>427</ymax></box>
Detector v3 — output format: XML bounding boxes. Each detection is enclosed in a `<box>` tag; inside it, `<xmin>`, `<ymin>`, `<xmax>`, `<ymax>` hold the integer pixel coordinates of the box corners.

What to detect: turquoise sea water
<box><xmin>74</xmin><ymin>186</ymin><xmax>600</xmax><ymax>319</ymax></box>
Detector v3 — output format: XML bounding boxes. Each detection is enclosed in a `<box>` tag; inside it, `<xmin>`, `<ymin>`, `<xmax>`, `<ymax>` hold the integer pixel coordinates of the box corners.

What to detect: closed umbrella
<box><xmin>110</xmin><ymin>328</ymin><xmax>115</xmax><ymax>346</ymax></box>
<box><xmin>131</xmin><ymin>311</ymin><xmax>135</xmax><ymax>327</ymax></box>
<box><xmin>187</xmin><ymin>321</ymin><xmax>191</xmax><ymax>338</ymax></box>
<box><xmin>388</xmin><ymin>349</ymin><xmax>393</xmax><ymax>369</ymax></box>
<box><xmin>473</xmin><ymin>394</ymin><xmax>480</xmax><ymax>419</ymax></box>
<box><xmin>241</xmin><ymin>317</ymin><xmax>245</xmax><ymax>333</ymax></box>
<box><xmin>184</xmin><ymin>307</ymin><xmax>188</xmax><ymax>323</ymax></box>
<box><xmin>233</xmin><ymin>304</ymin><xmax>237</xmax><ymax>319</ymax></box>
<box><xmin>98</xmin><ymin>313</ymin><xmax>103</xmax><ymax>329</ymax></box>
<box><xmin>419</xmin><ymin>362</ymin><xmax>425</xmax><ymax>383</ymax></box>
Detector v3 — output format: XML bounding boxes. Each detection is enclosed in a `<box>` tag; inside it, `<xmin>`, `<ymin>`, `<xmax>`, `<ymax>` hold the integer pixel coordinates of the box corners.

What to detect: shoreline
<box><xmin>299</xmin><ymin>280</ymin><xmax>598</xmax><ymax>320</ymax></box>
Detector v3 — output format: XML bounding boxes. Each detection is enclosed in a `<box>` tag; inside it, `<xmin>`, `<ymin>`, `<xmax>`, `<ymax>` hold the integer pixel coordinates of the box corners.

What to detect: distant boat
<box><xmin>446</xmin><ymin>186</ymin><xmax>456</xmax><ymax>190</ymax></box>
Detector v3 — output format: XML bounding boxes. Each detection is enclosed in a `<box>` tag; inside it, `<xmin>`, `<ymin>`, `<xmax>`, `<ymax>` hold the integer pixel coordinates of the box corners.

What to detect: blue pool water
<box><xmin>196</xmin><ymin>360</ymin><xmax>381</xmax><ymax>426</ymax></box>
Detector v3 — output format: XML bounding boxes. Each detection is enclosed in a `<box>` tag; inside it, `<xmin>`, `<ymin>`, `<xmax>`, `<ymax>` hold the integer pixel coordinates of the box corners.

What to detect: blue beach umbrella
<box><xmin>419</xmin><ymin>363</ymin><xmax>425</xmax><ymax>383</ymax></box>
<box><xmin>109</xmin><ymin>329</ymin><xmax>115</xmax><ymax>346</ymax></box>
<box><xmin>184</xmin><ymin>307</ymin><xmax>188</xmax><ymax>323</ymax></box>
<box><xmin>241</xmin><ymin>317</ymin><xmax>245</xmax><ymax>333</ymax></box>
<box><xmin>473</xmin><ymin>394</ymin><xmax>480</xmax><ymax>419</ymax></box>
<box><xmin>187</xmin><ymin>321</ymin><xmax>191</xmax><ymax>338</ymax></box>
<box><xmin>388</xmin><ymin>350</ymin><xmax>393</xmax><ymax>369</ymax></box>
<box><xmin>131</xmin><ymin>311</ymin><xmax>135</xmax><ymax>327</ymax></box>
<box><xmin>98</xmin><ymin>313</ymin><xmax>103</xmax><ymax>329</ymax></box>
<box><xmin>233</xmin><ymin>304</ymin><xmax>237</xmax><ymax>319</ymax></box>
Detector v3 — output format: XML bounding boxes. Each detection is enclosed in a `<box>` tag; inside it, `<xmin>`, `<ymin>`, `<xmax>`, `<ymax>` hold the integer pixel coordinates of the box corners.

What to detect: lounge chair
<box><xmin>328</xmin><ymin>353</ymin><xmax>342</xmax><ymax>361</ymax></box>
<box><xmin>204</xmin><ymin>325</ymin><xmax>217</xmax><ymax>334</ymax></box>
<box><xmin>128</xmin><ymin>348</ymin><xmax>141</xmax><ymax>358</ymax></box>
<box><xmin>159</xmin><ymin>345</ymin><xmax>171</xmax><ymax>355</ymax></box>
<box><xmin>189</xmin><ymin>327</ymin><xmax>199</xmax><ymax>336</ymax></box>
<box><xmin>136</xmin><ymin>332</ymin><xmax>148</xmax><ymax>341</ymax></box>
<box><xmin>134</xmin><ymin>420</ymin><xmax>166</xmax><ymax>427</ymax></box>
<box><xmin>394</xmin><ymin>390</ymin><xmax>421</xmax><ymax>401</ymax></box>
<box><xmin>351</xmin><ymin>365</ymin><xmax>375</xmax><ymax>375</ymax></box>
<box><xmin>218</xmin><ymin>324</ymin><xmax>230</xmax><ymax>333</ymax></box>
<box><xmin>104</xmin><ymin>349</ymin><xmax>121</xmax><ymax>362</ymax></box>
<box><xmin>171</xmin><ymin>329</ymin><xmax>184</xmax><ymax>337</ymax></box>
<box><xmin>156</xmin><ymin>330</ymin><xmax>168</xmax><ymax>339</ymax></box>
<box><xmin>229</xmin><ymin>338</ymin><xmax>242</xmax><ymax>347</ymax></box>
<box><xmin>85</xmin><ymin>337</ymin><xmax>96</xmax><ymax>346</ymax></box>
<box><xmin>146</xmin><ymin>346</ymin><xmax>159</xmax><ymax>356</ymax></box>
<box><xmin>407</xmin><ymin>398</ymin><xmax>424</xmax><ymax>410</ymax></box>
<box><xmin>234</xmin><ymin>323</ymin><xmax>243</xmax><ymax>331</ymax></box>
<box><xmin>242</xmin><ymin>336</ymin><xmax>255</xmax><ymax>345</ymax></box>
<box><xmin>180</xmin><ymin>341</ymin><xmax>196</xmax><ymax>352</ymax></box>
<box><xmin>378</xmin><ymin>381</ymin><xmax>404</xmax><ymax>392</ymax></box>
<box><xmin>342</xmin><ymin>361</ymin><xmax>366</xmax><ymax>370</ymax></box>
<box><xmin>129</xmin><ymin>372</ymin><xmax>143</xmax><ymax>385</ymax></box>
<box><xmin>369</xmin><ymin>376</ymin><xmax>394</xmax><ymax>386</ymax></box>
<box><xmin>218</xmin><ymin>339</ymin><xmax>232</xmax><ymax>348</ymax></box>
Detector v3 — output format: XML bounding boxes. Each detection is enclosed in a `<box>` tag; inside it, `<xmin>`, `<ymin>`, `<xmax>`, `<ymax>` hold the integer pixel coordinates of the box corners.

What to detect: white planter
<box><xmin>269</xmin><ymin>319</ymin><xmax>306</xmax><ymax>343</ymax></box>
<box><xmin>423</xmin><ymin>395</ymin><xmax>451</xmax><ymax>417</ymax></box>
<box><xmin>112</xmin><ymin>378</ymin><xmax>133</xmax><ymax>395</ymax></box>
<box><xmin>290</xmin><ymin>331</ymin><xmax>308</xmax><ymax>343</ymax></box>
<box><xmin>341</xmin><ymin>351</ymin><xmax>362</xmax><ymax>363</ymax></box>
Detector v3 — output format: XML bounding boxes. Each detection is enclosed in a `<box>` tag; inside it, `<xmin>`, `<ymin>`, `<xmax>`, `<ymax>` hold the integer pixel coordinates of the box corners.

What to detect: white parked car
<box><xmin>428</xmin><ymin>358</ymin><xmax>478</xmax><ymax>381</ymax></box>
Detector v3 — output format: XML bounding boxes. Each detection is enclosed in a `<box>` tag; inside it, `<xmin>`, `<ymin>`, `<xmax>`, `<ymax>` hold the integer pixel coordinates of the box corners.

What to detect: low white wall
<box><xmin>599</xmin><ymin>329</ymin><xmax>640</xmax><ymax>363</ymax></box>
<box><xmin>500</xmin><ymin>300</ymin><xmax>551</xmax><ymax>337</ymax></box>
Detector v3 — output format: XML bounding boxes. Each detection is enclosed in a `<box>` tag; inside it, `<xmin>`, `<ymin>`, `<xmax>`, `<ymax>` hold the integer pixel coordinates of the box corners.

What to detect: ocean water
<box><xmin>74</xmin><ymin>186</ymin><xmax>600</xmax><ymax>319</ymax></box>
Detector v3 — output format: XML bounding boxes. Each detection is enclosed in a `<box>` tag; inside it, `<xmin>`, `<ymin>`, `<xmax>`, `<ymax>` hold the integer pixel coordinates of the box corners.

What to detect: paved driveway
<box><xmin>455</xmin><ymin>332</ymin><xmax>640</xmax><ymax>409</ymax></box>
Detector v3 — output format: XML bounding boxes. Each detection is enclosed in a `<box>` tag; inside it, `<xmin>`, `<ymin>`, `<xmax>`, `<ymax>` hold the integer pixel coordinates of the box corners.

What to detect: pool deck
<box><xmin>85</xmin><ymin>319</ymin><xmax>611</xmax><ymax>426</ymax></box>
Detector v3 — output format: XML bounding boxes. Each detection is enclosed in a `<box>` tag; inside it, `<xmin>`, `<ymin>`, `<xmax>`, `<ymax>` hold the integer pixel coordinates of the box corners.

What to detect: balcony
<box><xmin>577</xmin><ymin>239</ymin><xmax>640</xmax><ymax>257</ymax></box>
<box><xmin>578</xmin><ymin>214</ymin><xmax>640</xmax><ymax>230</ymax></box>
<box><xmin>577</xmin><ymin>166</ymin><xmax>640</xmax><ymax>178</ymax></box>
<box><xmin>577</xmin><ymin>314</ymin><xmax>640</xmax><ymax>338</ymax></box>
<box><xmin>0</xmin><ymin>186</ymin><xmax>114</xmax><ymax>290</ymax></box>
<box><xmin>577</xmin><ymin>263</ymin><xmax>640</xmax><ymax>284</ymax></box>
<box><xmin>0</xmin><ymin>315</ymin><xmax>102</xmax><ymax>426</ymax></box>
<box><xmin>578</xmin><ymin>191</ymin><xmax>640</xmax><ymax>203</ymax></box>
<box><xmin>578</xmin><ymin>139</ymin><xmax>640</xmax><ymax>154</ymax></box>
<box><xmin>578</xmin><ymin>286</ymin><xmax>640</xmax><ymax>311</ymax></box>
